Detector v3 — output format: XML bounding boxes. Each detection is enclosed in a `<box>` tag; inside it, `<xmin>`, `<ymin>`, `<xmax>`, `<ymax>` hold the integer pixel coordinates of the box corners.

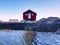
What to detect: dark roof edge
<box><xmin>23</xmin><ymin>9</ymin><xmax>37</xmax><ymax>14</ymax></box>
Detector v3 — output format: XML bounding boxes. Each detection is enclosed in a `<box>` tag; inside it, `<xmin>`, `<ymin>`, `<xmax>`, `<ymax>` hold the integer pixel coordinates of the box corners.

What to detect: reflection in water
<box><xmin>0</xmin><ymin>30</ymin><xmax>60</xmax><ymax>45</ymax></box>
<box><xmin>25</xmin><ymin>31</ymin><xmax>36</xmax><ymax>45</ymax></box>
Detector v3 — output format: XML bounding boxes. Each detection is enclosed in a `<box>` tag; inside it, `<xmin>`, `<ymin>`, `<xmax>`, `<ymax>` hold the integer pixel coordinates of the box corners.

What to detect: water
<box><xmin>0</xmin><ymin>30</ymin><xmax>60</xmax><ymax>45</ymax></box>
<box><xmin>0</xmin><ymin>30</ymin><xmax>26</xmax><ymax>45</ymax></box>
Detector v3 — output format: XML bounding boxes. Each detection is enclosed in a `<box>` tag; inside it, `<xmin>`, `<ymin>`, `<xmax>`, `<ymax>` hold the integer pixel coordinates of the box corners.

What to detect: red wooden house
<box><xmin>23</xmin><ymin>10</ymin><xmax>37</xmax><ymax>21</ymax></box>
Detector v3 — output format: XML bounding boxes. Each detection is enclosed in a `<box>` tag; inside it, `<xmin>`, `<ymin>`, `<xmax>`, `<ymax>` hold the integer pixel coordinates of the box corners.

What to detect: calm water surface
<box><xmin>0</xmin><ymin>30</ymin><xmax>26</xmax><ymax>45</ymax></box>
<box><xmin>0</xmin><ymin>30</ymin><xmax>60</xmax><ymax>45</ymax></box>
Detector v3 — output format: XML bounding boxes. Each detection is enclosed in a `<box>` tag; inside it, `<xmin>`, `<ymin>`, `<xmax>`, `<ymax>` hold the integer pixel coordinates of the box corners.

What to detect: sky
<box><xmin>0</xmin><ymin>0</ymin><xmax>60</xmax><ymax>21</ymax></box>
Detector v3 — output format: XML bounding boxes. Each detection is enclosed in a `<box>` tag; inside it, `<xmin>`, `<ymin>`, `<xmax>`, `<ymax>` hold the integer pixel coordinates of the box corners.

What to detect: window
<box><xmin>28</xmin><ymin>13</ymin><xmax>31</xmax><ymax>19</ymax></box>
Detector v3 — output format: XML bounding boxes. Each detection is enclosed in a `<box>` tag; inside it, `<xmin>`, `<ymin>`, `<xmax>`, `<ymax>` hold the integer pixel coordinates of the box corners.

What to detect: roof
<box><xmin>23</xmin><ymin>10</ymin><xmax>37</xmax><ymax>14</ymax></box>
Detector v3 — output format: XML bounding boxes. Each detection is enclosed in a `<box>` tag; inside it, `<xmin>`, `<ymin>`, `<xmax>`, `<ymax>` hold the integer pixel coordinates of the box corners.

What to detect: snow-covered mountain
<box><xmin>35</xmin><ymin>17</ymin><xmax>60</xmax><ymax>32</ymax></box>
<box><xmin>38</xmin><ymin>17</ymin><xmax>60</xmax><ymax>24</ymax></box>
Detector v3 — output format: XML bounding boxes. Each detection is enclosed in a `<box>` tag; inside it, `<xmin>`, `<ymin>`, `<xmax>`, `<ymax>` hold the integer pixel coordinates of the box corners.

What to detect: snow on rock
<box><xmin>55</xmin><ymin>28</ymin><xmax>60</xmax><ymax>34</ymax></box>
<box><xmin>34</xmin><ymin>32</ymin><xmax>60</xmax><ymax>45</ymax></box>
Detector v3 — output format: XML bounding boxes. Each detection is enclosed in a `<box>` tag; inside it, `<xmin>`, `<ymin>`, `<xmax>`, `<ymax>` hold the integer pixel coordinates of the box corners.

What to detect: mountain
<box><xmin>35</xmin><ymin>17</ymin><xmax>60</xmax><ymax>32</ymax></box>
